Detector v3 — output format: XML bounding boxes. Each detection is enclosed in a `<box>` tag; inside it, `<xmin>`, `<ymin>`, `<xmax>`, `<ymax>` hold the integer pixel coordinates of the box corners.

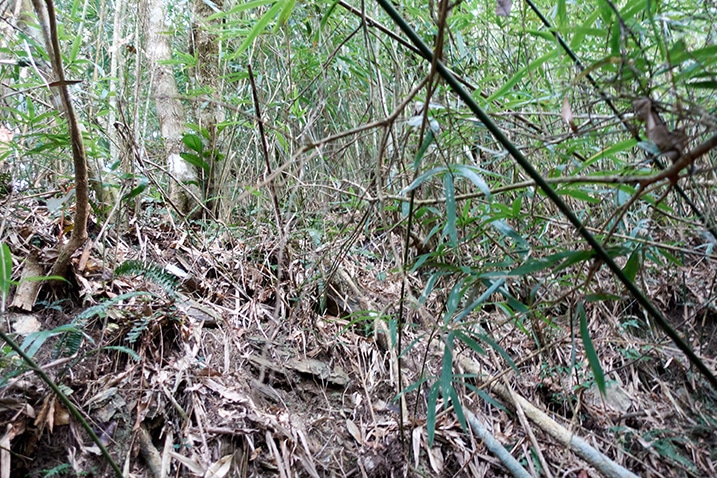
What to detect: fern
<box><xmin>125</xmin><ymin>315</ymin><xmax>151</xmax><ymax>344</ymax></box>
<box><xmin>53</xmin><ymin>291</ymin><xmax>150</xmax><ymax>357</ymax></box>
<box><xmin>114</xmin><ymin>260</ymin><xmax>179</xmax><ymax>295</ymax></box>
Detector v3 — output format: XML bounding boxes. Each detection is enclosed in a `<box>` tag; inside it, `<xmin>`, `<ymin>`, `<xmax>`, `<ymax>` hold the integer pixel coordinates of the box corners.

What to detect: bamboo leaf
<box><xmin>230</xmin><ymin>1</ymin><xmax>283</xmax><ymax>59</ymax></box>
<box><xmin>578</xmin><ymin>301</ymin><xmax>605</xmax><ymax>396</ymax></box>
<box><xmin>443</xmin><ymin>173</ymin><xmax>457</xmax><ymax>246</ymax></box>
<box><xmin>0</xmin><ymin>243</ymin><xmax>12</xmax><ymax>304</ymax></box>
<box><xmin>486</xmin><ymin>49</ymin><xmax>559</xmax><ymax>103</ymax></box>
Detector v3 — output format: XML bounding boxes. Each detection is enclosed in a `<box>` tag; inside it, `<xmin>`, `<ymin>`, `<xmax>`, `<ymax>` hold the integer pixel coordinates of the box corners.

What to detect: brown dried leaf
<box><xmin>346</xmin><ymin>419</ymin><xmax>363</xmax><ymax>445</ymax></box>
<box><xmin>562</xmin><ymin>96</ymin><xmax>578</xmax><ymax>134</ymax></box>
<box><xmin>496</xmin><ymin>0</ymin><xmax>512</xmax><ymax>16</ymax></box>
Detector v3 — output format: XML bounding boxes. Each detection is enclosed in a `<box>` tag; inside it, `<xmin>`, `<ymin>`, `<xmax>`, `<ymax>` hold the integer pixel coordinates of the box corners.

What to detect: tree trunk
<box><xmin>191</xmin><ymin>0</ymin><xmax>224</xmax><ymax>218</ymax></box>
<box><xmin>145</xmin><ymin>0</ymin><xmax>201</xmax><ymax>217</ymax></box>
<box><xmin>31</xmin><ymin>0</ymin><xmax>90</xmax><ymax>291</ymax></box>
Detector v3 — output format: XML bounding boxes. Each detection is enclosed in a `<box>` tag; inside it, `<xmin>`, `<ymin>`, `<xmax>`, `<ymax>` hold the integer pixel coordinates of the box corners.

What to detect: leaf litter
<box><xmin>0</xmin><ymin>192</ymin><xmax>716</xmax><ymax>477</ymax></box>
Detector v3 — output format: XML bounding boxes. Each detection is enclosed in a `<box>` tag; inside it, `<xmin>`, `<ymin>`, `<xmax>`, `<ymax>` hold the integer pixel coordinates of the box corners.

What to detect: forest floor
<box><xmin>1</xmin><ymin>195</ymin><xmax>717</xmax><ymax>477</ymax></box>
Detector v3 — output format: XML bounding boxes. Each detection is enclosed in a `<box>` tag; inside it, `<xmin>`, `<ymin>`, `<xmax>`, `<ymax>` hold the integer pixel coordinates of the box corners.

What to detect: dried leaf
<box><xmin>346</xmin><ymin>419</ymin><xmax>363</xmax><ymax>445</ymax></box>
<box><xmin>496</xmin><ymin>0</ymin><xmax>512</xmax><ymax>16</ymax></box>
<box><xmin>0</xmin><ymin>424</ymin><xmax>21</xmax><ymax>478</ymax></box>
<box><xmin>633</xmin><ymin>97</ymin><xmax>685</xmax><ymax>162</ymax></box>
<box><xmin>204</xmin><ymin>454</ymin><xmax>233</xmax><ymax>478</ymax></box>
<box><xmin>562</xmin><ymin>96</ymin><xmax>578</xmax><ymax>133</ymax></box>
<box><xmin>412</xmin><ymin>426</ymin><xmax>422</xmax><ymax>467</ymax></box>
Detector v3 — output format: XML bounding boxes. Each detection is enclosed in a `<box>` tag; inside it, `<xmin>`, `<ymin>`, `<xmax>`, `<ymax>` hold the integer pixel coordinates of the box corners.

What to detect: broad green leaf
<box><xmin>122</xmin><ymin>178</ymin><xmax>149</xmax><ymax>202</ymax></box>
<box><xmin>179</xmin><ymin>152</ymin><xmax>210</xmax><ymax>173</ymax></box>
<box><xmin>578</xmin><ymin>301</ymin><xmax>605</xmax><ymax>396</ymax></box>
<box><xmin>182</xmin><ymin>133</ymin><xmax>204</xmax><ymax>154</ymax></box>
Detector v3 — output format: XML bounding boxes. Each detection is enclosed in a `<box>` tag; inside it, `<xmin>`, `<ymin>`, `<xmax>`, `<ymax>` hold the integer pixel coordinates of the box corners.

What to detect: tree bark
<box><xmin>31</xmin><ymin>0</ymin><xmax>90</xmax><ymax>292</ymax></box>
<box><xmin>191</xmin><ymin>0</ymin><xmax>225</xmax><ymax>218</ymax></box>
<box><xmin>145</xmin><ymin>0</ymin><xmax>201</xmax><ymax>217</ymax></box>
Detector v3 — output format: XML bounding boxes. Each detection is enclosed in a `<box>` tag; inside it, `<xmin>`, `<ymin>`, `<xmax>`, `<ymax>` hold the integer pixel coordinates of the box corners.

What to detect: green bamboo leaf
<box><xmin>208</xmin><ymin>0</ymin><xmax>275</xmax><ymax>20</ymax></box>
<box><xmin>443</xmin><ymin>279</ymin><xmax>465</xmax><ymax>323</ymax></box>
<box><xmin>486</xmin><ymin>49</ymin><xmax>559</xmax><ymax>104</ymax></box>
<box><xmin>509</xmin><ymin>251</ymin><xmax>574</xmax><ymax>276</ymax></box>
<box><xmin>556</xmin><ymin>187</ymin><xmax>601</xmax><ymax>204</ymax></box>
<box><xmin>620</xmin><ymin>0</ymin><xmax>649</xmax><ymax>21</ymax></box>
<box><xmin>230</xmin><ymin>1</ymin><xmax>283</xmax><ymax>59</ymax></box>
<box><xmin>686</xmin><ymin>80</ymin><xmax>717</xmax><ymax>89</ymax></box>
<box><xmin>448</xmin><ymin>386</ymin><xmax>467</xmax><ymax>432</ymax></box>
<box><xmin>452</xmin><ymin>165</ymin><xmax>491</xmax><ymax>200</ymax></box>
<box><xmin>102</xmin><ymin>345</ymin><xmax>140</xmax><ymax>361</ymax></box>
<box><xmin>443</xmin><ymin>173</ymin><xmax>457</xmax><ymax>246</ymax></box>
<box><xmin>490</xmin><ymin>219</ymin><xmax>530</xmax><ymax>256</ymax></box>
<box><xmin>0</xmin><ymin>243</ymin><xmax>12</xmax><ymax>304</ymax></box>
<box><xmin>557</xmin><ymin>0</ymin><xmax>566</xmax><ymax>27</ymax></box>
<box><xmin>440</xmin><ymin>334</ymin><xmax>454</xmax><ymax>397</ymax></box>
<box><xmin>477</xmin><ymin>332</ymin><xmax>518</xmax><ymax>373</ymax></box>
<box><xmin>569</xmin><ymin>16</ymin><xmax>602</xmax><ymax>50</ymax></box>
<box><xmin>276</xmin><ymin>0</ymin><xmax>296</xmax><ymax>29</ymax></box>
<box><xmin>453</xmin><ymin>278</ymin><xmax>505</xmax><ymax>323</ymax></box>
<box><xmin>426</xmin><ymin>382</ymin><xmax>439</xmax><ymax>445</ymax></box>
<box><xmin>578</xmin><ymin>301</ymin><xmax>605</xmax><ymax>396</ymax></box>
<box><xmin>597</xmin><ymin>0</ymin><xmax>613</xmax><ymax>25</ymax></box>
<box><xmin>454</xmin><ymin>330</ymin><xmax>486</xmax><ymax>355</ymax></box>
<box><xmin>622</xmin><ymin>248</ymin><xmax>642</xmax><ymax>282</ymax></box>
<box><xmin>414</xmin><ymin>129</ymin><xmax>435</xmax><ymax>169</ymax></box>
<box><xmin>584</xmin><ymin>139</ymin><xmax>637</xmax><ymax>167</ymax></box>
<box><xmin>527</xmin><ymin>30</ymin><xmax>556</xmax><ymax>42</ymax></box>
<box><xmin>402</xmin><ymin>166</ymin><xmax>446</xmax><ymax>194</ymax></box>
<box><xmin>556</xmin><ymin>249</ymin><xmax>595</xmax><ymax>271</ymax></box>
<box><xmin>319</xmin><ymin>0</ymin><xmax>341</xmax><ymax>35</ymax></box>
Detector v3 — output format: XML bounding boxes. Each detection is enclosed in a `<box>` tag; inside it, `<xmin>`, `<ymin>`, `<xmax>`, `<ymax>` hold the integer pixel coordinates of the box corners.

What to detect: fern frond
<box><xmin>54</xmin><ymin>291</ymin><xmax>150</xmax><ymax>357</ymax></box>
<box><xmin>114</xmin><ymin>260</ymin><xmax>179</xmax><ymax>295</ymax></box>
